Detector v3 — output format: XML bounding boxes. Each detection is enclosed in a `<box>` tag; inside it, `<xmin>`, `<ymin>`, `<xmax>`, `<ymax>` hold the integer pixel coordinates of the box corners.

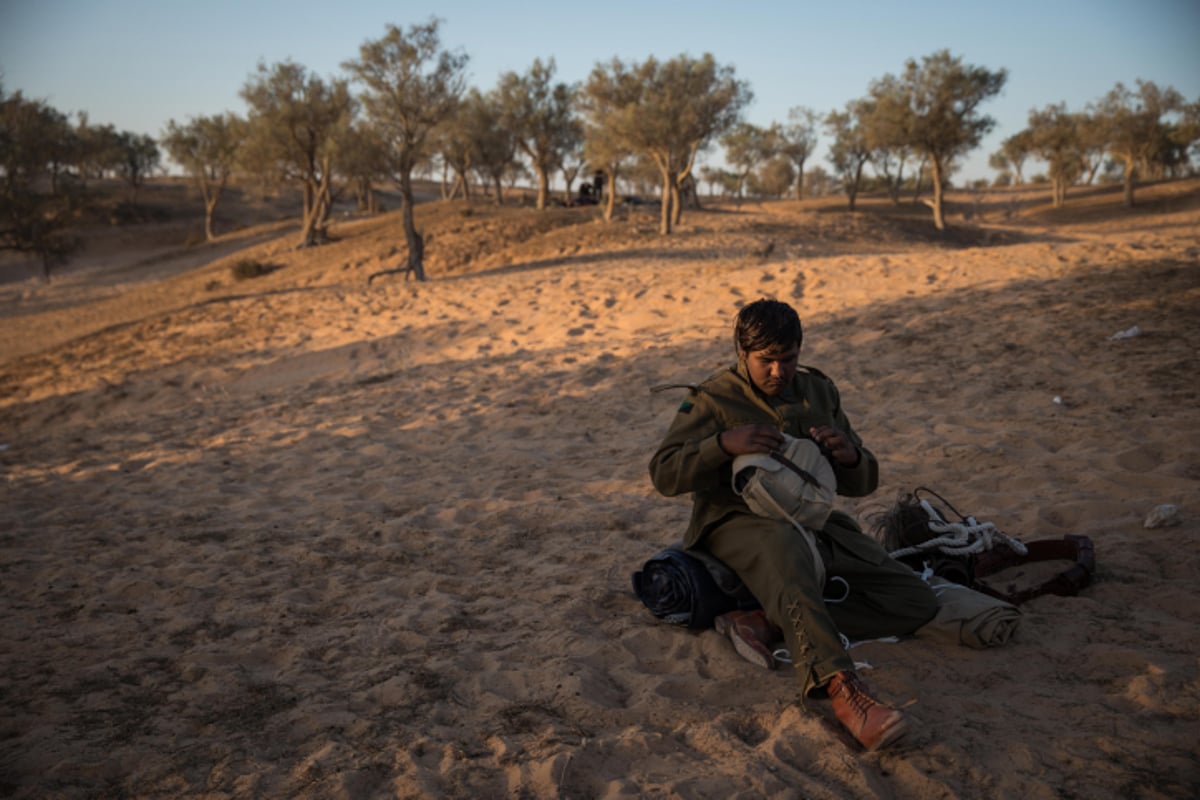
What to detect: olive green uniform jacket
<box><xmin>648</xmin><ymin>360</ymin><xmax>936</xmax><ymax>695</ymax></box>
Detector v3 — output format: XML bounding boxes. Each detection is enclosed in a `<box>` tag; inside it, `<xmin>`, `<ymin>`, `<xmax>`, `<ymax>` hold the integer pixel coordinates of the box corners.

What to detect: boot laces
<box><xmin>838</xmin><ymin>675</ymin><xmax>877</xmax><ymax>724</ymax></box>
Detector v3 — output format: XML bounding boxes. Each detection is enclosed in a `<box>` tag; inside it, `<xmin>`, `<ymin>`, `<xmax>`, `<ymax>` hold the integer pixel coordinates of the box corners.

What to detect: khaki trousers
<box><xmin>700</xmin><ymin>510</ymin><xmax>937</xmax><ymax>695</ymax></box>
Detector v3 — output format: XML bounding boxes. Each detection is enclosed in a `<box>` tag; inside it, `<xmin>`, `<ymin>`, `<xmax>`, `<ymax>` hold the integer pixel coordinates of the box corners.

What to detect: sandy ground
<box><xmin>2</xmin><ymin>181</ymin><xmax>1199</xmax><ymax>798</ymax></box>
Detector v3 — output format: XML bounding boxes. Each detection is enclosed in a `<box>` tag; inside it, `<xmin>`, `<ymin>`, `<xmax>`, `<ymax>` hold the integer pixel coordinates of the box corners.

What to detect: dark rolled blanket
<box><xmin>631</xmin><ymin>544</ymin><xmax>759</xmax><ymax>630</ymax></box>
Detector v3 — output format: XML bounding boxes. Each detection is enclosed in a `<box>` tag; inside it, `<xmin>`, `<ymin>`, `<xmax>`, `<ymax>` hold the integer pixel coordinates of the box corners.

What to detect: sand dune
<box><xmin>2</xmin><ymin>181</ymin><xmax>1199</xmax><ymax>798</ymax></box>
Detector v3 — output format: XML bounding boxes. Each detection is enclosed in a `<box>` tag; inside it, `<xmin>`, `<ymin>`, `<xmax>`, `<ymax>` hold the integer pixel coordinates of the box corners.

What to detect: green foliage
<box><xmin>114</xmin><ymin>131</ymin><xmax>160</xmax><ymax>195</ymax></box>
<box><xmin>1090</xmin><ymin>80</ymin><xmax>1191</xmax><ymax>205</ymax></box>
<box><xmin>749</xmin><ymin>156</ymin><xmax>796</xmax><ymax>198</ymax></box>
<box><xmin>780</xmin><ymin>107</ymin><xmax>819</xmax><ymax>199</ymax></box>
<box><xmin>721</xmin><ymin>123</ymin><xmax>774</xmax><ymax>197</ymax></box>
<box><xmin>162</xmin><ymin>113</ymin><xmax>244</xmax><ymax>239</ymax></box>
<box><xmin>868</xmin><ymin>50</ymin><xmax>1006</xmax><ymax>228</ymax></box>
<box><xmin>344</xmin><ymin>18</ymin><xmax>467</xmax><ymax>279</ymax></box>
<box><xmin>0</xmin><ymin>86</ymin><xmax>84</xmax><ymax>277</ymax></box>
<box><xmin>240</xmin><ymin>60</ymin><xmax>353</xmax><ymax>247</ymax></box>
<box><xmin>1025</xmin><ymin>102</ymin><xmax>1084</xmax><ymax>207</ymax></box>
<box><xmin>825</xmin><ymin>102</ymin><xmax>872</xmax><ymax>209</ymax></box>
<box><xmin>581</xmin><ymin>53</ymin><xmax>750</xmax><ymax>232</ymax></box>
<box><xmin>495</xmin><ymin>58</ymin><xmax>578</xmax><ymax>211</ymax></box>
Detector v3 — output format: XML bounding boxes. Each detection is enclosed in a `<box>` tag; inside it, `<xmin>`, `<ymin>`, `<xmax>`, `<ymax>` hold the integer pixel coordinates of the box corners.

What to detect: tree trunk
<box><xmin>889</xmin><ymin>160</ymin><xmax>906</xmax><ymax>205</ymax></box>
<box><xmin>298</xmin><ymin>160</ymin><xmax>334</xmax><ymax>248</ymax></box>
<box><xmin>298</xmin><ymin>180</ymin><xmax>322</xmax><ymax>247</ymax></box>
<box><xmin>930</xmin><ymin>157</ymin><xmax>946</xmax><ymax>231</ymax></box>
<box><xmin>659</xmin><ymin>170</ymin><xmax>673</xmax><ymax>235</ymax></box>
<box><xmin>354</xmin><ymin>178</ymin><xmax>366</xmax><ymax>212</ymax></box>
<box><xmin>492</xmin><ymin>175</ymin><xmax>504</xmax><ymax>206</ymax></box>
<box><xmin>1122</xmin><ymin>156</ymin><xmax>1136</xmax><ymax>207</ymax></box>
<box><xmin>400</xmin><ymin>172</ymin><xmax>426</xmax><ymax>281</ymax></box>
<box><xmin>912</xmin><ymin>158</ymin><xmax>927</xmax><ymax>203</ymax></box>
<box><xmin>1052</xmin><ymin>176</ymin><xmax>1068</xmax><ymax>208</ymax></box>
<box><xmin>535</xmin><ymin>164</ymin><xmax>550</xmax><ymax>210</ymax></box>
<box><xmin>603</xmin><ymin>166</ymin><xmax>617</xmax><ymax>223</ymax></box>
<box><xmin>204</xmin><ymin>196</ymin><xmax>218</xmax><ymax>241</ymax></box>
<box><xmin>792</xmin><ymin>156</ymin><xmax>807</xmax><ymax>200</ymax></box>
<box><xmin>200</xmin><ymin>176</ymin><xmax>225</xmax><ymax>242</ymax></box>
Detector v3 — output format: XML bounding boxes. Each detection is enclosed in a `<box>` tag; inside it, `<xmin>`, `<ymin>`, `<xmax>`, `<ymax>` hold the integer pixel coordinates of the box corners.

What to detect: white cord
<box><xmin>889</xmin><ymin>499</ymin><xmax>1028</xmax><ymax>560</ymax></box>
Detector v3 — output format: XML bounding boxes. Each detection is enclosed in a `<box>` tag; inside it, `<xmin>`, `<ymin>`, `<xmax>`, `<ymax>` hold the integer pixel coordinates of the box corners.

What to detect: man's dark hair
<box><xmin>733</xmin><ymin>298</ymin><xmax>803</xmax><ymax>354</ymax></box>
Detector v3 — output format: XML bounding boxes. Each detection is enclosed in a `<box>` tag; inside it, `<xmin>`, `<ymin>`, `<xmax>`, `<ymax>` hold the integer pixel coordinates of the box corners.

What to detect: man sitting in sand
<box><xmin>648</xmin><ymin>298</ymin><xmax>938</xmax><ymax>751</ymax></box>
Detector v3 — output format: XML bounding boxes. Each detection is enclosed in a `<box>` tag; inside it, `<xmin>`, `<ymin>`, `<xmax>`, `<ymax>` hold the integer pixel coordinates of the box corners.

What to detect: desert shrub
<box><xmin>230</xmin><ymin>258</ymin><xmax>273</xmax><ymax>281</ymax></box>
<box><xmin>107</xmin><ymin>201</ymin><xmax>169</xmax><ymax>225</ymax></box>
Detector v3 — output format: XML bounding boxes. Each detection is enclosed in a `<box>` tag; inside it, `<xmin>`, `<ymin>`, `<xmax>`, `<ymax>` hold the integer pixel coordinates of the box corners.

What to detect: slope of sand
<box><xmin>2</xmin><ymin>181</ymin><xmax>1199</xmax><ymax>798</ymax></box>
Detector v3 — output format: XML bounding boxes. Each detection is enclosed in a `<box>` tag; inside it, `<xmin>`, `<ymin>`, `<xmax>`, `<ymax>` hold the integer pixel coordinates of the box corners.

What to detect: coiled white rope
<box><xmin>889</xmin><ymin>499</ymin><xmax>1028</xmax><ymax>560</ymax></box>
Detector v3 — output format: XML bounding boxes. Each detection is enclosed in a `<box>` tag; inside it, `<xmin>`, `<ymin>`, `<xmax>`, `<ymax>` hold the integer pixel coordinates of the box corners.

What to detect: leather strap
<box><xmin>768</xmin><ymin>450</ymin><xmax>822</xmax><ymax>488</ymax></box>
<box><xmin>971</xmin><ymin>534</ymin><xmax>1095</xmax><ymax>605</ymax></box>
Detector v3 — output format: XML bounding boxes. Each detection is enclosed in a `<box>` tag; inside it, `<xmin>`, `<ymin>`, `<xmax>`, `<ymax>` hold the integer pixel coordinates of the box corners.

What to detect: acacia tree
<box><xmin>339</xmin><ymin>119</ymin><xmax>391</xmax><ymax>213</ymax></box>
<box><xmin>721</xmin><ymin>122</ymin><xmax>772</xmax><ymax>200</ymax></box>
<box><xmin>241</xmin><ymin>60</ymin><xmax>353</xmax><ymax>248</ymax></box>
<box><xmin>495</xmin><ymin>58</ymin><xmax>577</xmax><ymax>211</ymax></box>
<box><xmin>73</xmin><ymin>115</ymin><xmax>122</xmax><ymax>186</ymax></box>
<box><xmin>0</xmin><ymin>87</ymin><xmax>81</xmax><ymax>277</ymax></box>
<box><xmin>557</xmin><ymin>124</ymin><xmax>586</xmax><ymax>204</ymax></box>
<box><xmin>750</xmin><ymin>155</ymin><xmax>796</xmax><ymax>198</ymax></box>
<box><xmin>580</xmin><ymin>58</ymin><xmax>642</xmax><ymax>222</ymax></box>
<box><xmin>466</xmin><ymin>89</ymin><xmax>518</xmax><ymax>205</ymax></box>
<box><xmin>588</xmin><ymin>54</ymin><xmax>748</xmax><ymax>234</ymax></box>
<box><xmin>1025</xmin><ymin>103</ymin><xmax>1082</xmax><ymax>208</ymax></box>
<box><xmin>875</xmin><ymin>50</ymin><xmax>1007</xmax><ymax>229</ymax></box>
<box><xmin>1073</xmin><ymin>112</ymin><xmax>1108</xmax><ymax>185</ymax></box>
<box><xmin>437</xmin><ymin>100</ymin><xmax>476</xmax><ymax>201</ymax></box>
<box><xmin>780</xmin><ymin>106</ymin><xmax>819</xmax><ymax>199</ymax></box>
<box><xmin>1091</xmin><ymin>80</ymin><xmax>1185</xmax><ymax>207</ymax></box>
<box><xmin>115</xmin><ymin>131</ymin><xmax>160</xmax><ymax>207</ymax></box>
<box><xmin>162</xmin><ymin>113</ymin><xmax>245</xmax><ymax>240</ymax></box>
<box><xmin>990</xmin><ymin>129</ymin><xmax>1032</xmax><ymax>185</ymax></box>
<box><xmin>344</xmin><ymin>19</ymin><xmax>467</xmax><ymax>280</ymax></box>
<box><xmin>862</xmin><ymin>76</ymin><xmax>918</xmax><ymax>204</ymax></box>
<box><xmin>825</xmin><ymin>101</ymin><xmax>872</xmax><ymax>211</ymax></box>
<box><xmin>1184</xmin><ymin>100</ymin><xmax>1200</xmax><ymax>167</ymax></box>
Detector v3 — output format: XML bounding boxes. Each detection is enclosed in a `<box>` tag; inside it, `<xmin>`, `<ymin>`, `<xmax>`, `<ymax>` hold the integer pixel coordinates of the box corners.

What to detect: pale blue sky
<box><xmin>2</xmin><ymin>0</ymin><xmax>1198</xmax><ymax>182</ymax></box>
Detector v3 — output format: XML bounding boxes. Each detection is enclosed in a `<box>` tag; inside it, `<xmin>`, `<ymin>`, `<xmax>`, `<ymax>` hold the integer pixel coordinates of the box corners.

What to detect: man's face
<box><xmin>744</xmin><ymin>343</ymin><xmax>800</xmax><ymax>396</ymax></box>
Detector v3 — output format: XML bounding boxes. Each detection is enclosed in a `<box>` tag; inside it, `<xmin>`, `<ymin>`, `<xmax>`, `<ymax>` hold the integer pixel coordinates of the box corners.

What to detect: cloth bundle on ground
<box><xmin>869</xmin><ymin>487</ymin><xmax>1095</xmax><ymax>606</ymax></box>
<box><xmin>631</xmin><ymin>543</ymin><xmax>759</xmax><ymax>629</ymax></box>
<box><xmin>914</xmin><ymin>576</ymin><xmax>1021</xmax><ymax>648</ymax></box>
<box><xmin>631</xmin><ymin>542</ymin><xmax>1023</xmax><ymax>649</ymax></box>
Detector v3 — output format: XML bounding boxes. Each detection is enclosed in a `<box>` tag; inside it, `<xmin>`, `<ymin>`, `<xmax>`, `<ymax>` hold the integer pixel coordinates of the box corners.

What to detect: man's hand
<box><xmin>809</xmin><ymin>425</ymin><xmax>860</xmax><ymax>467</ymax></box>
<box><xmin>718</xmin><ymin>424</ymin><xmax>785</xmax><ymax>456</ymax></box>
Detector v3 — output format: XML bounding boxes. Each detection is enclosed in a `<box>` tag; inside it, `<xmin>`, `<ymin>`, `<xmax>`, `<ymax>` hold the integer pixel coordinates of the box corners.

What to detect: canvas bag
<box><xmin>732</xmin><ymin>434</ymin><xmax>837</xmax><ymax>584</ymax></box>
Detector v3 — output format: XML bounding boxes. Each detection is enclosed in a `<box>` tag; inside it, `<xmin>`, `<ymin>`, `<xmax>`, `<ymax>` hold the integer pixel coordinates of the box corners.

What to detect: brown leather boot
<box><xmin>827</xmin><ymin>671</ymin><xmax>909</xmax><ymax>751</ymax></box>
<box><xmin>714</xmin><ymin>610</ymin><xmax>782</xmax><ymax>670</ymax></box>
